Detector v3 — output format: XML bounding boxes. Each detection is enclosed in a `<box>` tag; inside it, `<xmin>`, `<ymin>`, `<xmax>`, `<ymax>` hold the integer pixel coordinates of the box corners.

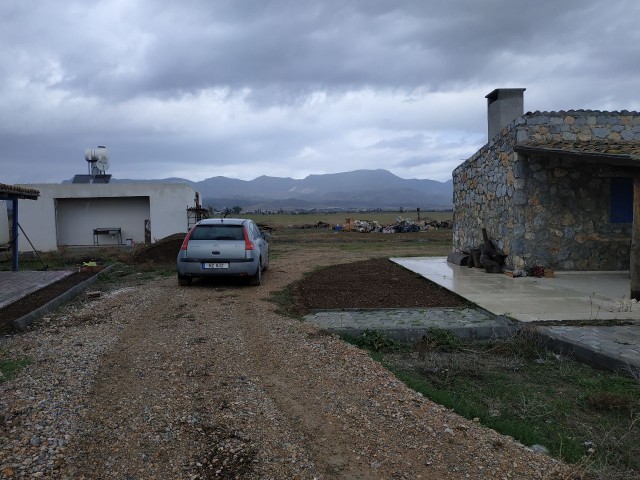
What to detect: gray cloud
<box><xmin>1</xmin><ymin>0</ymin><xmax>639</xmax><ymax>184</ymax></box>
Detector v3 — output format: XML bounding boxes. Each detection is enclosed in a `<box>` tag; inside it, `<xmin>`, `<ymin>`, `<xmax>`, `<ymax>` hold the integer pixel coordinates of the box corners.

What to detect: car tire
<box><xmin>178</xmin><ymin>275</ymin><xmax>192</xmax><ymax>286</ymax></box>
<box><xmin>249</xmin><ymin>259</ymin><xmax>262</xmax><ymax>286</ymax></box>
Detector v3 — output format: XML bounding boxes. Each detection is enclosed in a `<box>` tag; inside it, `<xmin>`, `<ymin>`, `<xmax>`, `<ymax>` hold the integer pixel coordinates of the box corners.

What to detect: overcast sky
<box><xmin>2</xmin><ymin>1</ymin><xmax>639</xmax><ymax>185</ymax></box>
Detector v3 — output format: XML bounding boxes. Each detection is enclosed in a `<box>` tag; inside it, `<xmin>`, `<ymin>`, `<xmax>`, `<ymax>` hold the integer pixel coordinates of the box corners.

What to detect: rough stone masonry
<box><xmin>453</xmin><ymin>110</ymin><xmax>640</xmax><ymax>271</ymax></box>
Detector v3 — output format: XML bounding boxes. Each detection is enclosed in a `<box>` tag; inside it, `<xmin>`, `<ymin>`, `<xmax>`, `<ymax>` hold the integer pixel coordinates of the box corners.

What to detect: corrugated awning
<box><xmin>0</xmin><ymin>183</ymin><xmax>40</xmax><ymax>200</ymax></box>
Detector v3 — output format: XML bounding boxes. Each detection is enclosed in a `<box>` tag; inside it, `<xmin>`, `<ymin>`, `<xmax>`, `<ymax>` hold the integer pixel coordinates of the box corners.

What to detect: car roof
<box><xmin>196</xmin><ymin>218</ymin><xmax>247</xmax><ymax>226</ymax></box>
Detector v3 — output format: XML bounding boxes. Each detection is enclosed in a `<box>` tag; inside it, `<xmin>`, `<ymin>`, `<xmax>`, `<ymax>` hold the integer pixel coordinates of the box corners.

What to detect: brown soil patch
<box><xmin>289</xmin><ymin>257</ymin><xmax>470</xmax><ymax>314</ymax></box>
<box><xmin>0</xmin><ymin>271</ymin><xmax>94</xmax><ymax>331</ymax></box>
<box><xmin>2</xmin><ymin>256</ymin><xmax>466</xmax><ymax>333</ymax></box>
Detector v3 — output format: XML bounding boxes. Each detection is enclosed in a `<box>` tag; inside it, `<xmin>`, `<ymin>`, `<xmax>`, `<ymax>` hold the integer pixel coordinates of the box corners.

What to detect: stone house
<box><xmin>453</xmin><ymin>89</ymin><xmax>640</xmax><ymax>274</ymax></box>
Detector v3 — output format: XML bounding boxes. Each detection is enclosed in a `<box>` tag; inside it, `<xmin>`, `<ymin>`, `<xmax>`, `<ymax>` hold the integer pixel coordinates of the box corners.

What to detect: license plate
<box><xmin>202</xmin><ymin>262</ymin><xmax>229</xmax><ymax>269</ymax></box>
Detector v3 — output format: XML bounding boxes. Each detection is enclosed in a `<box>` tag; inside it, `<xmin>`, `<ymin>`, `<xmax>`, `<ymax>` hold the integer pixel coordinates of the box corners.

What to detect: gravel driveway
<box><xmin>1</xmin><ymin>250</ymin><xmax>577</xmax><ymax>479</ymax></box>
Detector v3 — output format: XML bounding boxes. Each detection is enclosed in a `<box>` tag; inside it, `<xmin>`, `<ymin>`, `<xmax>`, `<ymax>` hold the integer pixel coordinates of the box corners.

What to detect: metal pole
<box><xmin>18</xmin><ymin>223</ymin><xmax>48</xmax><ymax>270</ymax></box>
<box><xmin>11</xmin><ymin>199</ymin><xmax>18</xmax><ymax>271</ymax></box>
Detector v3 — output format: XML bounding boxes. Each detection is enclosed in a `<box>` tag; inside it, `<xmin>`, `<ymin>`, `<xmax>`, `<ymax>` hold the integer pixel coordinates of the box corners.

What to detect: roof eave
<box><xmin>514</xmin><ymin>145</ymin><xmax>640</xmax><ymax>168</ymax></box>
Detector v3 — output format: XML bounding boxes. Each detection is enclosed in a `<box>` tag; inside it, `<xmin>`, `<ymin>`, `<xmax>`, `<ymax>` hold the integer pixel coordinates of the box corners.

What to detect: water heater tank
<box><xmin>84</xmin><ymin>146</ymin><xmax>109</xmax><ymax>163</ymax></box>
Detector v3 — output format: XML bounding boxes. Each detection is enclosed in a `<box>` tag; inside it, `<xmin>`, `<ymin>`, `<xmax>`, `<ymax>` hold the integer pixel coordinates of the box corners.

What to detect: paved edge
<box><xmin>12</xmin><ymin>264</ymin><xmax>116</xmax><ymax>330</ymax></box>
<box><xmin>307</xmin><ymin>308</ymin><xmax>640</xmax><ymax>375</ymax></box>
<box><xmin>535</xmin><ymin>327</ymin><xmax>640</xmax><ymax>373</ymax></box>
<box><xmin>306</xmin><ymin>310</ymin><xmax>521</xmax><ymax>344</ymax></box>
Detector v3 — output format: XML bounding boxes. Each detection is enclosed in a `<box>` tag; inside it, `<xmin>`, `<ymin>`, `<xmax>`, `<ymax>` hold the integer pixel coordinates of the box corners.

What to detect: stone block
<box><xmin>592</xmin><ymin>127</ymin><xmax>609</xmax><ymax>138</ymax></box>
<box><xmin>513</xmin><ymin>190</ymin><xmax>527</xmax><ymax>205</ymax></box>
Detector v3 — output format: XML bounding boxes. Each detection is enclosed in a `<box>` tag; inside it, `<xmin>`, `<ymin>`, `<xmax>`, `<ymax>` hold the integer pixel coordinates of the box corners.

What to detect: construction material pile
<box><xmin>343</xmin><ymin>216</ymin><xmax>452</xmax><ymax>233</ymax></box>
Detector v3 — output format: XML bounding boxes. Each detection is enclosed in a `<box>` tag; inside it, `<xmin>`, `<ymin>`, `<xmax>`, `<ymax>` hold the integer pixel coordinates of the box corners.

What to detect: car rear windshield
<box><xmin>191</xmin><ymin>224</ymin><xmax>245</xmax><ymax>241</ymax></box>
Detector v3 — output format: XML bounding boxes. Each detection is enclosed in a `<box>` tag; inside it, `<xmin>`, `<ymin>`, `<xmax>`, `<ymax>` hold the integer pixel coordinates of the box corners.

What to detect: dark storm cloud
<box><xmin>1</xmin><ymin>0</ymin><xmax>639</xmax><ymax>184</ymax></box>
<box><xmin>6</xmin><ymin>0</ymin><xmax>626</xmax><ymax>100</ymax></box>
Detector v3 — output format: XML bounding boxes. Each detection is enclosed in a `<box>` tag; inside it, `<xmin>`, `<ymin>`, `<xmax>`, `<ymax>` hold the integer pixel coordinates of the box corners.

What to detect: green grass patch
<box><xmin>344</xmin><ymin>330</ymin><xmax>404</xmax><ymax>353</ymax></box>
<box><xmin>0</xmin><ymin>357</ymin><xmax>32</xmax><ymax>383</ymax></box>
<box><xmin>267</xmin><ymin>283</ymin><xmax>302</xmax><ymax>319</ymax></box>
<box><xmin>349</xmin><ymin>328</ymin><xmax>640</xmax><ymax>479</ymax></box>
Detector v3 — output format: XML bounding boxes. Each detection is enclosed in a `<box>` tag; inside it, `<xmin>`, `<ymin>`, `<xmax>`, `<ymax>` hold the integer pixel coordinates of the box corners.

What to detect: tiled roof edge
<box><xmin>0</xmin><ymin>183</ymin><xmax>40</xmax><ymax>197</ymax></box>
<box><xmin>524</xmin><ymin>110</ymin><xmax>640</xmax><ymax>116</ymax></box>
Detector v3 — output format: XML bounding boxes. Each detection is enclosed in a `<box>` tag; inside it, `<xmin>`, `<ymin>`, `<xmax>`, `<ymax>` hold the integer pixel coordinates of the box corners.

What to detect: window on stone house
<box><xmin>610</xmin><ymin>177</ymin><xmax>633</xmax><ymax>223</ymax></box>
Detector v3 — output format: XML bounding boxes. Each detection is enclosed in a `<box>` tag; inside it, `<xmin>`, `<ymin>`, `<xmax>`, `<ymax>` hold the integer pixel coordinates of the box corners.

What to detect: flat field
<box><xmin>239</xmin><ymin>210</ymin><xmax>453</xmax><ymax>228</ymax></box>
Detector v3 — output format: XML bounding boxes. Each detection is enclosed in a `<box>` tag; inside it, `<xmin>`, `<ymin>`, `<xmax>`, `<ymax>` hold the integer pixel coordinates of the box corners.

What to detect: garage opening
<box><xmin>55</xmin><ymin>196</ymin><xmax>150</xmax><ymax>247</ymax></box>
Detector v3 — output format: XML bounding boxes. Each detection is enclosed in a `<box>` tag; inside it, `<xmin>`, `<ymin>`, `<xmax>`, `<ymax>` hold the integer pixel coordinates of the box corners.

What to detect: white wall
<box><xmin>56</xmin><ymin>197</ymin><xmax>150</xmax><ymax>246</ymax></box>
<box><xmin>0</xmin><ymin>201</ymin><xmax>9</xmax><ymax>245</ymax></box>
<box><xmin>17</xmin><ymin>183</ymin><xmax>199</xmax><ymax>251</ymax></box>
<box><xmin>146</xmin><ymin>183</ymin><xmax>197</xmax><ymax>241</ymax></box>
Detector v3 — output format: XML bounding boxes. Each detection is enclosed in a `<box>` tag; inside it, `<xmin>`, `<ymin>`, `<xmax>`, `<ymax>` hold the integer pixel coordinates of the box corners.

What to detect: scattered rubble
<box><xmin>288</xmin><ymin>221</ymin><xmax>332</xmax><ymax>229</ymax></box>
<box><xmin>341</xmin><ymin>217</ymin><xmax>453</xmax><ymax>233</ymax></box>
<box><xmin>289</xmin><ymin>217</ymin><xmax>453</xmax><ymax>233</ymax></box>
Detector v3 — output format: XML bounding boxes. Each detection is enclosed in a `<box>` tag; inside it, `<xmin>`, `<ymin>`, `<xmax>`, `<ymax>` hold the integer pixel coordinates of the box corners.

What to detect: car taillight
<box><xmin>243</xmin><ymin>227</ymin><xmax>254</xmax><ymax>251</ymax></box>
<box><xmin>181</xmin><ymin>227</ymin><xmax>196</xmax><ymax>250</ymax></box>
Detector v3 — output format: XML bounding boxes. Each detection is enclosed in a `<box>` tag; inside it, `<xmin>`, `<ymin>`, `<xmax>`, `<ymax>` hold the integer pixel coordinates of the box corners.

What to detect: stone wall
<box><xmin>453</xmin><ymin>110</ymin><xmax>640</xmax><ymax>271</ymax></box>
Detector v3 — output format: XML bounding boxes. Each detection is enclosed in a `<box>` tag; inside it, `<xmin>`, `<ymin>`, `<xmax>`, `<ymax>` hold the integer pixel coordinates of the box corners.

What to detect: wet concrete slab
<box><xmin>391</xmin><ymin>257</ymin><xmax>640</xmax><ymax>322</ymax></box>
<box><xmin>391</xmin><ymin>257</ymin><xmax>640</xmax><ymax>371</ymax></box>
<box><xmin>0</xmin><ymin>270</ymin><xmax>73</xmax><ymax>310</ymax></box>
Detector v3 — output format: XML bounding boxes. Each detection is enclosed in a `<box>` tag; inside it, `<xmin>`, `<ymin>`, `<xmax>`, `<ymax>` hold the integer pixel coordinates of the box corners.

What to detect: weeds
<box><xmin>350</xmin><ymin>328</ymin><xmax>640</xmax><ymax>479</ymax></box>
<box><xmin>347</xmin><ymin>330</ymin><xmax>403</xmax><ymax>353</ymax></box>
<box><xmin>416</xmin><ymin>327</ymin><xmax>462</xmax><ymax>352</ymax></box>
<box><xmin>267</xmin><ymin>284</ymin><xmax>301</xmax><ymax>319</ymax></box>
<box><xmin>0</xmin><ymin>356</ymin><xmax>32</xmax><ymax>383</ymax></box>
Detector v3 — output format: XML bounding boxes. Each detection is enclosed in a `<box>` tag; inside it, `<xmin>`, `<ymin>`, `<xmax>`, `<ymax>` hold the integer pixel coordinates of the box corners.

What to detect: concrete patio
<box><xmin>391</xmin><ymin>257</ymin><xmax>640</xmax><ymax>322</ymax></box>
<box><xmin>390</xmin><ymin>257</ymin><xmax>640</xmax><ymax>371</ymax></box>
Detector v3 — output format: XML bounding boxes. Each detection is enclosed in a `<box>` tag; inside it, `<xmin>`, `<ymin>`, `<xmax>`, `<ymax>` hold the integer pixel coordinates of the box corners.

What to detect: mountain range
<box><xmin>112</xmin><ymin>169</ymin><xmax>453</xmax><ymax>210</ymax></box>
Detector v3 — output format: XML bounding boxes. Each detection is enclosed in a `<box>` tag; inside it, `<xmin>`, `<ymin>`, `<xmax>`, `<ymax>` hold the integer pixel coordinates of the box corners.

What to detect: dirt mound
<box><xmin>131</xmin><ymin>233</ymin><xmax>186</xmax><ymax>264</ymax></box>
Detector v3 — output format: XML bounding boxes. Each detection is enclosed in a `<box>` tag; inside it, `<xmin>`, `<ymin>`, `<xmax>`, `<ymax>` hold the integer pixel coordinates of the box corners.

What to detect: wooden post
<box><xmin>631</xmin><ymin>175</ymin><xmax>640</xmax><ymax>300</ymax></box>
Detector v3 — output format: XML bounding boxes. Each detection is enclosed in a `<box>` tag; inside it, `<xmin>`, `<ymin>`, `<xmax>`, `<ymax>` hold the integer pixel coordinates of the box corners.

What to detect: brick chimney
<box><xmin>486</xmin><ymin>88</ymin><xmax>526</xmax><ymax>141</ymax></box>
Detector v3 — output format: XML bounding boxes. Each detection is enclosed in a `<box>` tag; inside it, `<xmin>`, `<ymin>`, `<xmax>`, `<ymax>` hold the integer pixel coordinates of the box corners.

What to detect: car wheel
<box><xmin>249</xmin><ymin>259</ymin><xmax>262</xmax><ymax>286</ymax></box>
<box><xmin>178</xmin><ymin>274</ymin><xmax>192</xmax><ymax>286</ymax></box>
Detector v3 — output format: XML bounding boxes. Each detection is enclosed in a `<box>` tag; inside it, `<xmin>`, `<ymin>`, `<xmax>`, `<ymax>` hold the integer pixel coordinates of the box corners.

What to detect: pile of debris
<box><xmin>288</xmin><ymin>216</ymin><xmax>453</xmax><ymax>233</ymax></box>
<box><xmin>449</xmin><ymin>228</ymin><xmax>555</xmax><ymax>278</ymax></box>
<box><xmin>343</xmin><ymin>216</ymin><xmax>450</xmax><ymax>233</ymax></box>
<box><xmin>448</xmin><ymin>228</ymin><xmax>506</xmax><ymax>274</ymax></box>
<box><xmin>289</xmin><ymin>221</ymin><xmax>332</xmax><ymax>229</ymax></box>
<box><xmin>353</xmin><ymin>219</ymin><xmax>381</xmax><ymax>232</ymax></box>
<box><xmin>424</xmin><ymin>219</ymin><xmax>453</xmax><ymax>230</ymax></box>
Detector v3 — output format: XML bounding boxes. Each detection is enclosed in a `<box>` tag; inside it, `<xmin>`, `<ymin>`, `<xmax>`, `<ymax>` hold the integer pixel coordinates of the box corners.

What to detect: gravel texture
<box><xmin>0</xmin><ymin>250</ymin><xmax>580</xmax><ymax>479</ymax></box>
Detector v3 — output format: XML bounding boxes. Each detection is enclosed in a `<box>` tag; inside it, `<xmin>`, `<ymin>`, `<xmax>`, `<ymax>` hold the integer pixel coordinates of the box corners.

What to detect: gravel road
<box><xmin>1</xmin><ymin>251</ymin><xmax>579</xmax><ymax>479</ymax></box>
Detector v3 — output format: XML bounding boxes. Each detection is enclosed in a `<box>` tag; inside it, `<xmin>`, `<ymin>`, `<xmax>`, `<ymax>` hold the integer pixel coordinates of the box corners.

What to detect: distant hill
<box><xmin>111</xmin><ymin>169</ymin><xmax>453</xmax><ymax>210</ymax></box>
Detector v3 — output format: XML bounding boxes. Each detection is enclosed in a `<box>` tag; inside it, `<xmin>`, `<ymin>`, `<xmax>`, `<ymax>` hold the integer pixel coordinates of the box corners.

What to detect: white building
<box><xmin>17</xmin><ymin>183</ymin><xmax>200</xmax><ymax>252</ymax></box>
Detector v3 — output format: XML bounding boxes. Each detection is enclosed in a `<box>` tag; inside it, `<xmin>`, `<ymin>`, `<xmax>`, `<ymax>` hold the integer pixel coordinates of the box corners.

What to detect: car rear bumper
<box><xmin>176</xmin><ymin>256</ymin><xmax>259</xmax><ymax>277</ymax></box>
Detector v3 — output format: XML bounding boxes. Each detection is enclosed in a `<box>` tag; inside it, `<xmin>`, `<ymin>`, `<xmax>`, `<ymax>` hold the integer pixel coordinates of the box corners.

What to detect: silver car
<box><xmin>176</xmin><ymin>218</ymin><xmax>269</xmax><ymax>286</ymax></box>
